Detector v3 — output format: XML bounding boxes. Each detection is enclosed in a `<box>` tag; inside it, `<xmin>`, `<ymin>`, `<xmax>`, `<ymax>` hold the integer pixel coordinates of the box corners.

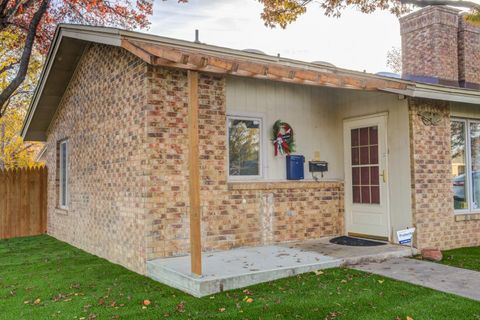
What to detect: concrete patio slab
<box><xmin>147</xmin><ymin>237</ymin><xmax>414</xmax><ymax>297</ymax></box>
<box><xmin>352</xmin><ymin>258</ymin><xmax>480</xmax><ymax>301</ymax></box>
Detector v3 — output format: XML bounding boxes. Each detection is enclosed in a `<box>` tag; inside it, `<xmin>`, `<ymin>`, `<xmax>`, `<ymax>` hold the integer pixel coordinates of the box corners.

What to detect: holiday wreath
<box><xmin>272</xmin><ymin>120</ymin><xmax>295</xmax><ymax>156</ymax></box>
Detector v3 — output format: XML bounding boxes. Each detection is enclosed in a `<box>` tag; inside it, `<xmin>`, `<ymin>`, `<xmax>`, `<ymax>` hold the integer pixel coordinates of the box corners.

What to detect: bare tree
<box><xmin>386</xmin><ymin>47</ymin><xmax>402</xmax><ymax>74</ymax></box>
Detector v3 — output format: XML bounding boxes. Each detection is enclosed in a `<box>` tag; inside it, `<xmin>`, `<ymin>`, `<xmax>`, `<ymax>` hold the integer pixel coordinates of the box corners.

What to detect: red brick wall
<box><xmin>458</xmin><ymin>16</ymin><xmax>480</xmax><ymax>89</ymax></box>
<box><xmin>409</xmin><ymin>98</ymin><xmax>480</xmax><ymax>250</ymax></box>
<box><xmin>144</xmin><ymin>67</ymin><xmax>345</xmax><ymax>261</ymax></box>
<box><xmin>400</xmin><ymin>6</ymin><xmax>460</xmax><ymax>85</ymax></box>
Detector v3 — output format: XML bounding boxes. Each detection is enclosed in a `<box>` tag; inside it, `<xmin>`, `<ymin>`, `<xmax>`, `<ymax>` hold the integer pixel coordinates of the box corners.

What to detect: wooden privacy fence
<box><xmin>0</xmin><ymin>167</ymin><xmax>47</xmax><ymax>239</ymax></box>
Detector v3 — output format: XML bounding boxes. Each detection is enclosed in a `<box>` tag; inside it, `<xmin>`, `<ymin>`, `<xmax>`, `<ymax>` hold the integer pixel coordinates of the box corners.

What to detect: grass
<box><xmin>439</xmin><ymin>246</ymin><xmax>480</xmax><ymax>272</ymax></box>
<box><xmin>0</xmin><ymin>236</ymin><xmax>479</xmax><ymax>320</ymax></box>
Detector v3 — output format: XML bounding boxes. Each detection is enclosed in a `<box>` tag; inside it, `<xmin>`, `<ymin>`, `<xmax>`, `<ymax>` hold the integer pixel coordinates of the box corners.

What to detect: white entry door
<box><xmin>343</xmin><ymin>114</ymin><xmax>390</xmax><ymax>240</ymax></box>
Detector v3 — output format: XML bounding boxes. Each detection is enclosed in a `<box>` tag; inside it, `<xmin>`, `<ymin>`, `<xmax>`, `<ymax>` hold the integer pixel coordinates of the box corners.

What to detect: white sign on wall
<box><xmin>397</xmin><ymin>228</ymin><xmax>415</xmax><ymax>245</ymax></box>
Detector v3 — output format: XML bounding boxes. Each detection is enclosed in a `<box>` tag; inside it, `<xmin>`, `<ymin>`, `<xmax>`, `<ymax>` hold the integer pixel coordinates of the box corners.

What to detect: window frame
<box><xmin>451</xmin><ymin>117</ymin><xmax>480</xmax><ymax>214</ymax></box>
<box><xmin>226</xmin><ymin>112</ymin><xmax>264</xmax><ymax>181</ymax></box>
<box><xmin>59</xmin><ymin>140</ymin><xmax>69</xmax><ymax>210</ymax></box>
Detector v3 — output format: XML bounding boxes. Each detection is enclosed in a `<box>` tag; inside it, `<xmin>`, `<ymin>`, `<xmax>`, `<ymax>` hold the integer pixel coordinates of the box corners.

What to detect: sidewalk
<box><xmin>352</xmin><ymin>258</ymin><xmax>480</xmax><ymax>301</ymax></box>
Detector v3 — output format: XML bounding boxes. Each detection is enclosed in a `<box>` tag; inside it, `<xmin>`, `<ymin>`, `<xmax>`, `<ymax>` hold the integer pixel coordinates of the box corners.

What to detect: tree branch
<box><xmin>0</xmin><ymin>0</ymin><xmax>49</xmax><ymax>115</ymax></box>
<box><xmin>0</xmin><ymin>60</ymin><xmax>19</xmax><ymax>75</ymax></box>
<box><xmin>400</xmin><ymin>0</ymin><xmax>480</xmax><ymax>9</ymax></box>
<box><xmin>0</xmin><ymin>0</ymin><xmax>10</xmax><ymax>15</ymax></box>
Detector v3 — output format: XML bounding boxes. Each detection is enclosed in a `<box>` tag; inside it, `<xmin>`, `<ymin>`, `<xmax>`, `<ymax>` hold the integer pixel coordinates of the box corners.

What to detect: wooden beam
<box><xmin>120</xmin><ymin>39</ymin><xmax>155</xmax><ymax>64</ymax></box>
<box><xmin>187</xmin><ymin>70</ymin><xmax>202</xmax><ymax>276</ymax></box>
<box><xmin>121</xmin><ymin>38</ymin><xmax>408</xmax><ymax>92</ymax></box>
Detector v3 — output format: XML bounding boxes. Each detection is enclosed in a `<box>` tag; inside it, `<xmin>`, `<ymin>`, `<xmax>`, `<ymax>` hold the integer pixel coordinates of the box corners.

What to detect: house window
<box><xmin>59</xmin><ymin>140</ymin><xmax>68</xmax><ymax>209</ymax></box>
<box><xmin>451</xmin><ymin>119</ymin><xmax>480</xmax><ymax>212</ymax></box>
<box><xmin>227</xmin><ymin>115</ymin><xmax>262</xmax><ymax>179</ymax></box>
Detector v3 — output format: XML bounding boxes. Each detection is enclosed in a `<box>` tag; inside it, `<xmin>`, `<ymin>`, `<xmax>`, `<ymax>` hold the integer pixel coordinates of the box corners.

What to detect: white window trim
<box><xmin>59</xmin><ymin>140</ymin><xmax>69</xmax><ymax>210</ymax></box>
<box><xmin>452</xmin><ymin>118</ymin><xmax>480</xmax><ymax>214</ymax></box>
<box><xmin>226</xmin><ymin>112</ymin><xmax>265</xmax><ymax>181</ymax></box>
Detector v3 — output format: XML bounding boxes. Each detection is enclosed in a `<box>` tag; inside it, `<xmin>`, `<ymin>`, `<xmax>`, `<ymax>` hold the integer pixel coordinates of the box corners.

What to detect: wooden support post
<box><xmin>187</xmin><ymin>70</ymin><xmax>202</xmax><ymax>275</ymax></box>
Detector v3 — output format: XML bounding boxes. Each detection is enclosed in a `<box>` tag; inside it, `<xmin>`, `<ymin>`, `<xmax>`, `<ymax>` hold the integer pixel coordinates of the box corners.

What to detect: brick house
<box><xmin>22</xmin><ymin>5</ymin><xmax>480</xmax><ymax>280</ymax></box>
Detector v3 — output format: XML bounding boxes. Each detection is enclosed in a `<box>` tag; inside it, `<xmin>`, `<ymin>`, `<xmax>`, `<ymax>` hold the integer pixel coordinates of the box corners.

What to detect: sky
<box><xmin>148</xmin><ymin>0</ymin><xmax>402</xmax><ymax>74</ymax></box>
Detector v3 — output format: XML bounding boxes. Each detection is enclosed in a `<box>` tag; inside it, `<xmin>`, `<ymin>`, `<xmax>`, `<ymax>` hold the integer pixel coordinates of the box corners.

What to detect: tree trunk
<box><xmin>0</xmin><ymin>0</ymin><xmax>49</xmax><ymax>116</ymax></box>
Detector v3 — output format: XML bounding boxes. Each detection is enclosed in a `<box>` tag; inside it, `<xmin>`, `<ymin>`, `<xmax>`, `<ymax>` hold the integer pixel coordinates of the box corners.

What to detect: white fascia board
<box><xmin>382</xmin><ymin>86</ymin><xmax>480</xmax><ymax>105</ymax></box>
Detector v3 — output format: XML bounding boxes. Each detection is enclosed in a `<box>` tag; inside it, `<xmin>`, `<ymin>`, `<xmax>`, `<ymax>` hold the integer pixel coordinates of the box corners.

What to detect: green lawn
<box><xmin>0</xmin><ymin>236</ymin><xmax>479</xmax><ymax>320</ymax></box>
<box><xmin>440</xmin><ymin>246</ymin><xmax>480</xmax><ymax>272</ymax></box>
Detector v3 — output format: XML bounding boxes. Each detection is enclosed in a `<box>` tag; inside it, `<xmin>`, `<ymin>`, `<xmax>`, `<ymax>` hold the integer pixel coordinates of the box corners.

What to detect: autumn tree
<box><xmin>0</xmin><ymin>108</ymin><xmax>40</xmax><ymax>169</ymax></box>
<box><xmin>257</xmin><ymin>0</ymin><xmax>480</xmax><ymax>28</ymax></box>
<box><xmin>0</xmin><ymin>0</ymin><xmax>154</xmax><ymax>116</ymax></box>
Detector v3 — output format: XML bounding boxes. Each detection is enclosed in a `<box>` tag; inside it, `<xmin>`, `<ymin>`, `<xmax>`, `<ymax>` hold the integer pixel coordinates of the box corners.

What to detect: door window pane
<box><xmin>228</xmin><ymin>117</ymin><xmax>261</xmax><ymax>177</ymax></box>
<box><xmin>351</xmin><ymin>125</ymin><xmax>380</xmax><ymax>204</ymax></box>
<box><xmin>451</xmin><ymin>121</ymin><xmax>467</xmax><ymax>210</ymax></box>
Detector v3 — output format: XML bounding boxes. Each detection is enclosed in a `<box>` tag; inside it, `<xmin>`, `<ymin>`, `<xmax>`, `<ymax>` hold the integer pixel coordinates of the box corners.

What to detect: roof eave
<box><xmin>382</xmin><ymin>83</ymin><xmax>480</xmax><ymax>105</ymax></box>
<box><xmin>21</xmin><ymin>24</ymin><xmax>123</xmax><ymax>140</ymax></box>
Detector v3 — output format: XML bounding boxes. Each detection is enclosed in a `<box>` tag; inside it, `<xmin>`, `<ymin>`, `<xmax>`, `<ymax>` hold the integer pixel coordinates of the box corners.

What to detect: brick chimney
<box><xmin>400</xmin><ymin>6</ymin><xmax>460</xmax><ymax>87</ymax></box>
<box><xmin>458</xmin><ymin>15</ymin><xmax>480</xmax><ymax>89</ymax></box>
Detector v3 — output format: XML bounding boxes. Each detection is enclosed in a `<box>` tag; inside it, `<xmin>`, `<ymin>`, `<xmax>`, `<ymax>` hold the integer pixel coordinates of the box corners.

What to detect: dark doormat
<box><xmin>329</xmin><ymin>236</ymin><xmax>387</xmax><ymax>246</ymax></box>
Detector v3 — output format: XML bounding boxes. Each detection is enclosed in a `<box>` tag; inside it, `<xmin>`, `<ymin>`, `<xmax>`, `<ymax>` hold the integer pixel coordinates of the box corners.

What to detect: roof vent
<box><xmin>375</xmin><ymin>72</ymin><xmax>401</xmax><ymax>79</ymax></box>
<box><xmin>311</xmin><ymin>61</ymin><xmax>335</xmax><ymax>68</ymax></box>
<box><xmin>243</xmin><ymin>49</ymin><xmax>266</xmax><ymax>55</ymax></box>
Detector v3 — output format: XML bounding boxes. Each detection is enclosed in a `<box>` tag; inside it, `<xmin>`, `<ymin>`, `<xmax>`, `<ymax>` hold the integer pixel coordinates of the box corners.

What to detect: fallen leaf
<box><xmin>33</xmin><ymin>298</ymin><xmax>41</xmax><ymax>305</ymax></box>
<box><xmin>246</xmin><ymin>298</ymin><xmax>254</xmax><ymax>303</ymax></box>
<box><xmin>314</xmin><ymin>270</ymin><xmax>324</xmax><ymax>276</ymax></box>
<box><xmin>176</xmin><ymin>302</ymin><xmax>186</xmax><ymax>313</ymax></box>
<box><xmin>219</xmin><ymin>308</ymin><xmax>226</xmax><ymax>312</ymax></box>
<box><xmin>98</xmin><ymin>298</ymin><xmax>105</xmax><ymax>306</ymax></box>
<box><xmin>406</xmin><ymin>317</ymin><xmax>414</xmax><ymax>320</ymax></box>
<box><xmin>143</xmin><ymin>299</ymin><xmax>151</xmax><ymax>306</ymax></box>
<box><xmin>378</xmin><ymin>280</ymin><xmax>385</xmax><ymax>284</ymax></box>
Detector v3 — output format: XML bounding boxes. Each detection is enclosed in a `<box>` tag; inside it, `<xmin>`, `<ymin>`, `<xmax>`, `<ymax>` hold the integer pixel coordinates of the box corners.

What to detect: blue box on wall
<box><xmin>286</xmin><ymin>155</ymin><xmax>305</xmax><ymax>180</ymax></box>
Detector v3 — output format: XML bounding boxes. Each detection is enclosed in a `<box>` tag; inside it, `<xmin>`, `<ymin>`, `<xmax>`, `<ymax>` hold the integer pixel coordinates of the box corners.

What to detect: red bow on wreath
<box><xmin>272</xmin><ymin>120</ymin><xmax>295</xmax><ymax>156</ymax></box>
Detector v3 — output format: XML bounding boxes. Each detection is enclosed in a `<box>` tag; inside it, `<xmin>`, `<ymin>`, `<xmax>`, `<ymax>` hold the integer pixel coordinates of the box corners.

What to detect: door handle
<box><xmin>380</xmin><ymin>170</ymin><xmax>387</xmax><ymax>183</ymax></box>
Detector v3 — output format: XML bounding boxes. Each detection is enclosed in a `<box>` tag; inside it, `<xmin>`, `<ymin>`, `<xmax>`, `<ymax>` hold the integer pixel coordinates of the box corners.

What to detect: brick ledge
<box><xmin>228</xmin><ymin>180</ymin><xmax>344</xmax><ymax>191</ymax></box>
<box><xmin>455</xmin><ymin>213</ymin><xmax>480</xmax><ymax>222</ymax></box>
